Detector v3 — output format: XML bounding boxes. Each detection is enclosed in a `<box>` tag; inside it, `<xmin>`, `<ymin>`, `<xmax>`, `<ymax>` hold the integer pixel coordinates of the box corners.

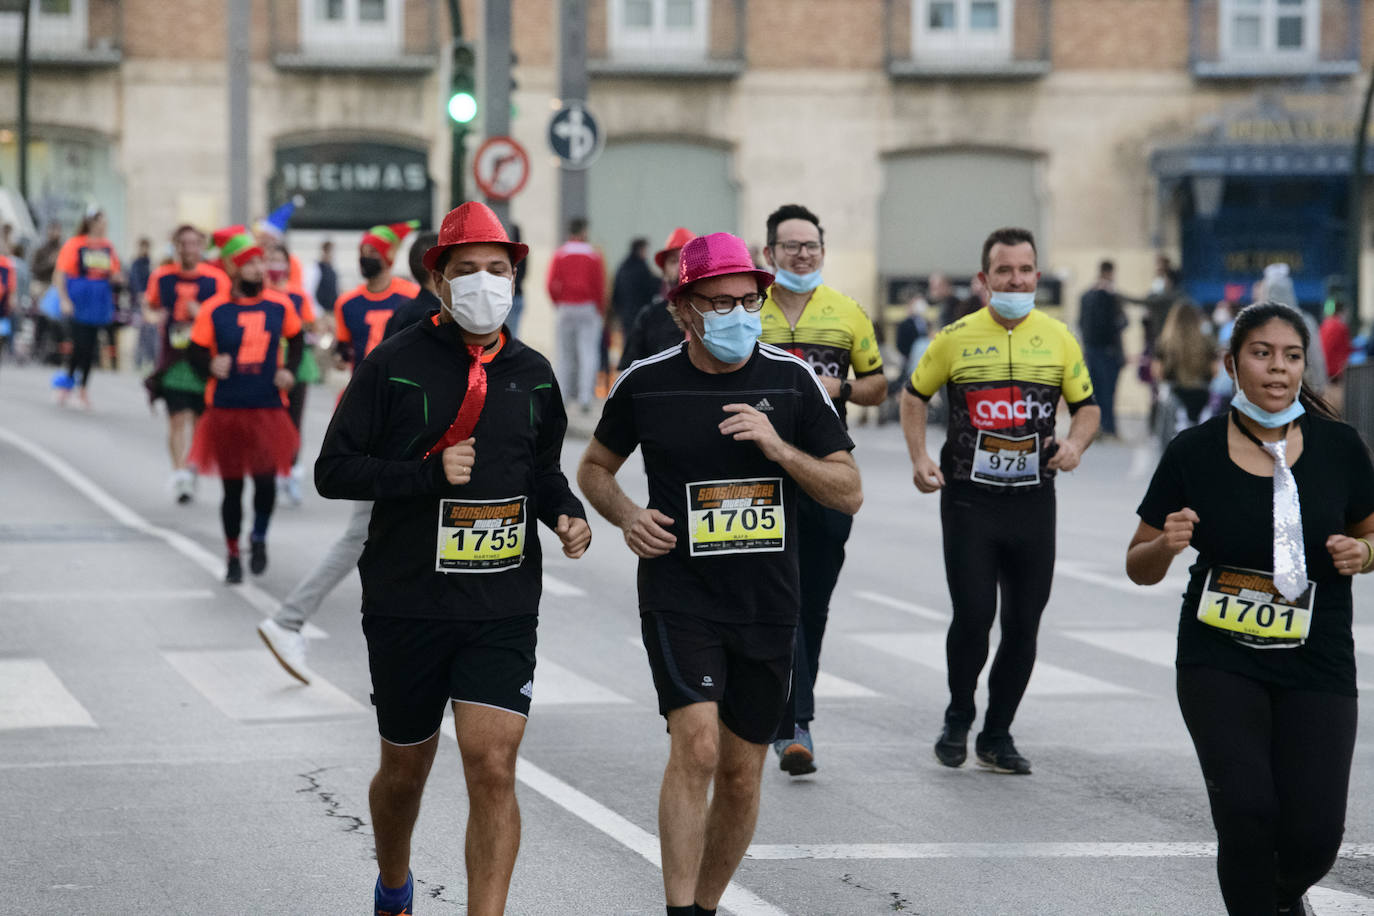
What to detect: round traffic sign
<box><xmin>472</xmin><ymin>136</ymin><xmax>531</xmax><ymax>201</ymax></box>
<box><xmin>548</xmin><ymin>101</ymin><xmax>604</xmax><ymax>171</ymax></box>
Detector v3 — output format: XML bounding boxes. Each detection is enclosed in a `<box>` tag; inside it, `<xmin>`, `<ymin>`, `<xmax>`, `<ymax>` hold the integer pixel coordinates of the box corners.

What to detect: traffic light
<box><xmin>449</xmin><ymin>41</ymin><xmax>477</xmax><ymax>125</ymax></box>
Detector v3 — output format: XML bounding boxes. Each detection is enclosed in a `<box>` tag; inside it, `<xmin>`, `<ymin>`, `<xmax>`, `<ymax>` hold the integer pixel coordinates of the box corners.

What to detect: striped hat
<box><xmin>361</xmin><ymin>220</ymin><xmax>420</xmax><ymax>265</ymax></box>
<box><xmin>215</xmin><ymin>227</ymin><xmax>263</xmax><ymax>268</ymax></box>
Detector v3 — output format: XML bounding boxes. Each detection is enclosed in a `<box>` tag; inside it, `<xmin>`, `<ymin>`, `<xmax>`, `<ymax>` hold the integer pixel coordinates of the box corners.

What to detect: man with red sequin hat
<box><xmin>315</xmin><ymin>200</ymin><xmax>591</xmax><ymax>916</ymax></box>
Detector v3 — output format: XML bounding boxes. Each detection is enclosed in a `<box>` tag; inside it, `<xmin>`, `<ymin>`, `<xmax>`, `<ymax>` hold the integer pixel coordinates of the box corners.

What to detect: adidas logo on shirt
<box><xmin>520</xmin><ymin>680</ymin><xmax>533</xmax><ymax>698</ymax></box>
<box><xmin>753</xmin><ymin>398</ymin><xmax>773</xmax><ymax>412</ymax></box>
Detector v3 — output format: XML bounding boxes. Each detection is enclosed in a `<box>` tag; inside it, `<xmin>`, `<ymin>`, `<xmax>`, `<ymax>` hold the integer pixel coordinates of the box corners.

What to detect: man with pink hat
<box><xmin>618</xmin><ymin>226</ymin><xmax>694</xmax><ymax>370</ymax></box>
<box><xmin>316</xmin><ymin>201</ymin><xmax>591</xmax><ymax>916</ymax></box>
<box><xmin>578</xmin><ymin>231</ymin><xmax>862</xmax><ymax>916</ymax></box>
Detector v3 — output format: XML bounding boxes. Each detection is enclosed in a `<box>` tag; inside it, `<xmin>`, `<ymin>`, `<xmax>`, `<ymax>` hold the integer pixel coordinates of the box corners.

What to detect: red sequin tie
<box><xmin>424</xmin><ymin>344</ymin><xmax>488</xmax><ymax>459</ymax></box>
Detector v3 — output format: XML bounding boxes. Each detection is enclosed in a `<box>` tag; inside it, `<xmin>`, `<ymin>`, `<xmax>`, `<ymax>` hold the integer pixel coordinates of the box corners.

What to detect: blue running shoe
<box><xmin>375</xmin><ymin>871</ymin><xmax>413</xmax><ymax>916</ymax></box>
<box><xmin>779</xmin><ymin>725</ymin><xmax>816</xmax><ymax>776</ymax></box>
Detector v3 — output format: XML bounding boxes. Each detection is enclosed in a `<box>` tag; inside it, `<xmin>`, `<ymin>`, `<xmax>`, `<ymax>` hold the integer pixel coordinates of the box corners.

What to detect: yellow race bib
<box><xmin>686</xmin><ymin>478</ymin><xmax>784</xmax><ymax>557</ymax></box>
<box><xmin>436</xmin><ymin>497</ymin><xmax>526</xmax><ymax>573</ymax></box>
<box><xmin>1195</xmin><ymin>565</ymin><xmax>1313</xmax><ymax>648</ymax></box>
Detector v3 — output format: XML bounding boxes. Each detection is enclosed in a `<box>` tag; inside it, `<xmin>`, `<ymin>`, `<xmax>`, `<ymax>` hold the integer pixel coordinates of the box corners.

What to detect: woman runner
<box><xmin>1127</xmin><ymin>301</ymin><xmax>1374</xmax><ymax>915</ymax></box>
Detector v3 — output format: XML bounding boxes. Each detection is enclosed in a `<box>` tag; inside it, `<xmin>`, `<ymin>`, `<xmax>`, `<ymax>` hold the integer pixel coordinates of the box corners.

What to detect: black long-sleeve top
<box><xmin>315</xmin><ymin>317</ymin><xmax>585</xmax><ymax>620</ymax></box>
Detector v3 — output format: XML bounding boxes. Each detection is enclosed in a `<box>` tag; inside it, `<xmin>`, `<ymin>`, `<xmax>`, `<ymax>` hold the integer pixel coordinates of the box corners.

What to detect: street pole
<box><xmin>1351</xmin><ymin>71</ymin><xmax>1374</xmax><ymax>317</ymax></box>
<box><xmin>558</xmin><ymin>0</ymin><xmax>588</xmax><ymax>237</ymax></box>
<box><xmin>483</xmin><ymin>0</ymin><xmax>512</xmax><ymax>225</ymax></box>
<box><xmin>16</xmin><ymin>0</ymin><xmax>29</xmax><ymax>217</ymax></box>
<box><xmin>227</xmin><ymin>0</ymin><xmax>251</xmax><ymax>225</ymax></box>
<box><xmin>447</xmin><ymin>0</ymin><xmax>466</xmax><ymax>209</ymax></box>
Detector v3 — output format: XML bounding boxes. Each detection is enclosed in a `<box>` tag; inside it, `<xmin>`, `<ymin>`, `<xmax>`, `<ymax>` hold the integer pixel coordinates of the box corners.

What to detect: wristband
<box><xmin>1359</xmin><ymin>538</ymin><xmax>1374</xmax><ymax>574</ymax></box>
<box><xmin>839</xmin><ymin>380</ymin><xmax>852</xmax><ymax>402</ymax></box>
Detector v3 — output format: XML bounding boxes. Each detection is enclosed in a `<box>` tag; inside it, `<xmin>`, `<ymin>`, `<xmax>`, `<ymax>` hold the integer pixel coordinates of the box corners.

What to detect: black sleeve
<box><xmin>1342</xmin><ymin>425</ymin><xmax>1374</xmax><ymax>526</ymax></box>
<box><xmin>1136</xmin><ymin>436</ymin><xmax>1188</xmax><ymax>530</ymax></box>
<box><xmin>283</xmin><ymin>332</ymin><xmax>303</xmax><ymax>375</ymax></box>
<box><xmin>314</xmin><ymin>356</ymin><xmax>448</xmax><ymax>501</ymax></box>
<box><xmin>533</xmin><ymin>375</ymin><xmax>587</xmax><ymax>529</ymax></box>
<box><xmin>186</xmin><ymin>342</ymin><xmax>211</xmax><ymax>380</ymax></box>
<box><xmin>592</xmin><ymin>373</ymin><xmax>640</xmax><ymax>457</ymax></box>
<box><xmin>617</xmin><ymin>309</ymin><xmax>649</xmax><ymax>371</ymax></box>
<box><xmin>334</xmin><ymin>338</ymin><xmax>354</xmax><ymax>367</ymax></box>
<box><xmin>795</xmin><ymin>366</ymin><xmax>854</xmax><ymax>458</ymax></box>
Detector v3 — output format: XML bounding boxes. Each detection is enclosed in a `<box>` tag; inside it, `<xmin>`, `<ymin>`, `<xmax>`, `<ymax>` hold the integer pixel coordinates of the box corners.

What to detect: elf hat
<box><xmin>215</xmin><ymin>228</ymin><xmax>264</xmax><ymax>268</ymax></box>
<box><xmin>256</xmin><ymin>196</ymin><xmax>304</xmax><ymax>239</ymax></box>
<box><xmin>361</xmin><ymin>220</ymin><xmax>420</xmax><ymax>265</ymax></box>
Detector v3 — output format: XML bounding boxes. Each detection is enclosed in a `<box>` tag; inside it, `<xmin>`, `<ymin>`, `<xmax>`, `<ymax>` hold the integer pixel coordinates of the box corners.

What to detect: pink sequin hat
<box><xmin>668</xmin><ymin>232</ymin><xmax>774</xmax><ymax>302</ymax></box>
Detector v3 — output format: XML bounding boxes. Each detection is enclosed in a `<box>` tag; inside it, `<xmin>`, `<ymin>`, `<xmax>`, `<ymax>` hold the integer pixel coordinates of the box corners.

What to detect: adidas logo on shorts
<box><xmin>520</xmin><ymin>680</ymin><xmax>533</xmax><ymax>698</ymax></box>
<box><xmin>753</xmin><ymin>398</ymin><xmax>773</xmax><ymax>412</ymax></box>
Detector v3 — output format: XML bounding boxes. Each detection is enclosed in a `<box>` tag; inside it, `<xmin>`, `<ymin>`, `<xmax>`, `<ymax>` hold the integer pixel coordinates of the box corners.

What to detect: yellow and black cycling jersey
<box><xmin>760</xmin><ymin>284</ymin><xmax>883</xmax><ymax>424</ymax></box>
<box><xmin>906</xmin><ymin>306</ymin><xmax>1095</xmax><ymax>490</ymax></box>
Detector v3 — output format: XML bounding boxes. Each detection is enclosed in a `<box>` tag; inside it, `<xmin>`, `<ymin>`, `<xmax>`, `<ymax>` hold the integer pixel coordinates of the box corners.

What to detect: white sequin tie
<box><xmin>1261</xmin><ymin>438</ymin><xmax>1307</xmax><ymax>602</ymax></box>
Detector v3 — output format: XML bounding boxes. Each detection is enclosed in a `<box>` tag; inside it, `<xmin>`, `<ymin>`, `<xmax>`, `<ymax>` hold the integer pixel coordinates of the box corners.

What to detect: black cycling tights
<box><xmin>220</xmin><ymin>475</ymin><xmax>276</xmax><ymax>545</ymax></box>
<box><xmin>1177</xmin><ymin>666</ymin><xmax>1357</xmax><ymax>914</ymax></box>
<box><xmin>940</xmin><ymin>484</ymin><xmax>1055</xmax><ymax>736</ymax></box>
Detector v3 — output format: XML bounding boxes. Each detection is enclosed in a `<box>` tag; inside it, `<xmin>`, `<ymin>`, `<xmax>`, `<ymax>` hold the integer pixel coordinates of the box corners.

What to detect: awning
<box><xmin>1151</xmin><ymin>144</ymin><xmax>1374</xmax><ymax>178</ymax></box>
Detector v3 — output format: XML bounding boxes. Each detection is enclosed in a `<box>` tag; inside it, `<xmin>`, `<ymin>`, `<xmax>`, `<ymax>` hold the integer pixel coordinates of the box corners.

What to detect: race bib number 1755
<box><xmin>686</xmin><ymin>478</ymin><xmax>784</xmax><ymax>557</ymax></box>
<box><xmin>436</xmin><ymin>496</ymin><xmax>527</xmax><ymax>573</ymax></box>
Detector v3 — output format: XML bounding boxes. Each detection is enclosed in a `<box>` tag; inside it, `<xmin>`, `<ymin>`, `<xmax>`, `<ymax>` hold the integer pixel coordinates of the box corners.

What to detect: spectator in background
<box><xmin>313</xmin><ymin>239</ymin><xmax>338</xmax><ymax>317</ymax></box>
<box><xmin>1320</xmin><ymin>298</ymin><xmax>1354</xmax><ymax>414</ymax></box>
<box><xmin>927</xmin><ymin>272</ymin><xmax>961</xmax><ymax>329</ymax></box>
<box><xmin>610</xmin><ymin>237</ymin><xmax>659</xmax><ymax>342</ymax></box>
<box><xmin>129</xmin><ymin>236</ymin><xmax>157</xmax><ymax>371</ymax></box>
<box><xmin>618</xmin><ymin>227</ymin><xmax>692</xmax><ymax>370</ymax></box>
<box><xmin>546</xmin><ymin>216</ymin><xmax>606</xmax><ymax>413</ymax></box>
<box><xmin>509</xmin><ymin>224</ymin><xmax>526</xmax><ymax>337</ymax></box>
<box><xmin>955</xmin><ymin>274</ymin><xmax>988</xmax><ymax>322</ymax></box>
<box><xmin>1152</xmin><ymin>302</ymin><xmax>1217</xmax><ymax>449</ymax></box>
<box><xmin>1079</xmin><ymin>260</ymin><xmax>1128</xmax><ymax>440</ymax></box>
<box><xmin>1259</xmin><ymin>263</ymin><xmax>1327</xmax><ymax>395</ymax></box>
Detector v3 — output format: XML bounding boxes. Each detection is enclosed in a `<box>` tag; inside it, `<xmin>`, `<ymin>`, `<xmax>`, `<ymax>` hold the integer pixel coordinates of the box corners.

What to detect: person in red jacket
<box><xmin>333</xmin><ymin>221</ymin><xmax>420</xmax><ymax>368</ymax></box>
<box><xmin>546</xmin><ymin>217</ymin><xmax>605</xmax><ymax>413</ymax></box>
<box><xmin>1320</xmin><ymin>298</ymin><xmax>1355</xmax><ymax>414</ymax></box>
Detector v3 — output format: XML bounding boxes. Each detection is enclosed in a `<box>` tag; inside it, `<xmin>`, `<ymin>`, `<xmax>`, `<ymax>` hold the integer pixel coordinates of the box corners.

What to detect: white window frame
<box><xmin>0</xmin><ymin>0</ymin><xmax>88</xmax><ymax>55</ymax></box>
<box><xmin>300</xmin><ymin>0</ymin><xmax>403</xmax><ymax>58</ymax></box>
<box><xmin>1219</xmin><ymin>0</ymin><xmax>1319</xmax><ymax>62</ymax></box>
<box><xmin>609</xmin><ymin>0</ymin><xmax>710</xmax><ymax>62</ymax></box>
<box><xmin>913</xmin><ymin>0</ymin><xmax>1013</xmax><ymax>60</ymax></box>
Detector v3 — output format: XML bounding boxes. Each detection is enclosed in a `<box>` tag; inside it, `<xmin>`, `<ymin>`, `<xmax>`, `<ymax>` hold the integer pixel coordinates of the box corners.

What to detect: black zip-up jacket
<box><xmin>315</xmin><ymin>317</ymin><xmax>585</xmax><ymax>620</ymax></box>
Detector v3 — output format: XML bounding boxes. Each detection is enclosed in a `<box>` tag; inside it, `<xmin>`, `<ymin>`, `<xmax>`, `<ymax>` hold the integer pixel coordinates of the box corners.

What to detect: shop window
<box><xmin>609</xmin><ymin>0</ymin><xmax>709</xmax><ymax>60</ymax></box>
<box><xmin>0</xmin><ymin>0</ymin><xmax>88</xmax><ymax>54</ymax></box>
<box><xmin>913</xmin><ymin>0</ymin><xmax>1012</xmax><ymax>59</ymax></box>
<box><xmin>1220</xmin><ymin>0</ymin><xmax>1317</xmax><ymax>61</ymax></box>
<box><xmin>301</xmin><ymin>0</ymin><xmax>402</xmax><ymax>56</ymax></box>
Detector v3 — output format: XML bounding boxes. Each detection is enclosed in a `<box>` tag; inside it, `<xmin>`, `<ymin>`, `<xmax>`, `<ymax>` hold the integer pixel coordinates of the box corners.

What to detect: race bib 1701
<box><xmin>435</xmin><ymin>496</ymin><xmax>526</xmax><ymax>573</ymax></box>
<box><xmin>1195</xmin><ymin>564</ymin><xmax>1314</xmax><ymax>648</ymax></box>
<box><xmin>685</xmin><ymin>477</ymin><xmax>785</xmax><ymax>557</ymax></box>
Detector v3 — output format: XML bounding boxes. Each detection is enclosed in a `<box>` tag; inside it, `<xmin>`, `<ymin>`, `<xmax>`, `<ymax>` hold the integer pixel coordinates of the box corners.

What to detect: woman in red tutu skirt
<box><xmin>186</xmin><ymin>228</ymin><xmax>303</xmax><ymax>583</ymax></box>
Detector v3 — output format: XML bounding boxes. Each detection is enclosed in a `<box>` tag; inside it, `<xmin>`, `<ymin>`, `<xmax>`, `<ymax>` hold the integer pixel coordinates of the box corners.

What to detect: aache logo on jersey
<box><xmin>966</xmin><ymin>386</ymin><xmax>1055</xmax><ymax>430</ymax></box>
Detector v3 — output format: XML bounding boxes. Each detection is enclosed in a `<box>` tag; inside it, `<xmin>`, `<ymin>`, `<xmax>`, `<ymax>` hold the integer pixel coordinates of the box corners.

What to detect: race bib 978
<box><xmin>686</xmin><ymin>478</ymin><xmax>784</xmax><ymax>557</ymax></box>
<box><xmin>1195</xmin><ymin>564</ymin><xmax>1313</xmax><ymax>648</ymax></box>
<box><xmin>970</xmin><ymin>430</ymin><xmax>1039</xmax><ymax>487</ymax></box>
<box><xmin>436</xmin><ymin>496</ymin><xmax>526</xmax><ymax>573</ymax></box>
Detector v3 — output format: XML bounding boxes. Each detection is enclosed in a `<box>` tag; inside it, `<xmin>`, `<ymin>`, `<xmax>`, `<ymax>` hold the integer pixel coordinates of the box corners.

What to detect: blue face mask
<box><xmin>773</xmin><ymin>268</ymin><xmax>823</xmax><ymax>294</ymax></box>
<box><xmin>1232</xmin><ymin>387</ymin><xmax>1305</xmax><ymax>428</ymax></box>
<box><xmin>700</xmin><ymin>305</ymin><xmax>762</xmax><ymax>363</ymax></box>
<box><xmin>989</xmin><ymin>290</ymin><xmax>1036</xmax><ymax>320</ymax></box>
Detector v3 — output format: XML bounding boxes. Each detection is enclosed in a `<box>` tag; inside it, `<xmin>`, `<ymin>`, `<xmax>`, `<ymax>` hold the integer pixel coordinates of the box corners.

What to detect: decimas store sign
<box><xmin>269</xmin><ymin>139</ymin><xmax>434</xmax><ymax>229</ymax></box>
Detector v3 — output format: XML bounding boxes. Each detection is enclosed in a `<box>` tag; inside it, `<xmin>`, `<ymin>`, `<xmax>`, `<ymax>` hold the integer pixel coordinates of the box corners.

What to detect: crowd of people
<box><xmin>5</xmin><ymin>195</ymin><xmax>1370</xmax><ymax>916</ymax></box>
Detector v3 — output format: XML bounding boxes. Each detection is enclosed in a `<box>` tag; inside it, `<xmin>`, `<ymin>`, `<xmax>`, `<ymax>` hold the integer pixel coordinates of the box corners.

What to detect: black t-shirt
<box><xmin>1136</xmin><ymin>412</ymin><xmax>1374</xmax><ymax>695</ymax></box>
<box><xmin>594</xmin><ymin>341</ymin><xmax>854</xmax><ymax>626</ymax></box>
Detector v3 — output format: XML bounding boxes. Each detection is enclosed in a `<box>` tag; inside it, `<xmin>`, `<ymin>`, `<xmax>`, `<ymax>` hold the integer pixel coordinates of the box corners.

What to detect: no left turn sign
<box><xmin>473</xmin><ymin>136</ymin><xmax>531</xmax><ymax>201</ymax></box>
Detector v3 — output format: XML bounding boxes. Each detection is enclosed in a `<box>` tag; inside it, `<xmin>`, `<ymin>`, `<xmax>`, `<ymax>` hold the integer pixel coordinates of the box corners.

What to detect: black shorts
<box><xmin>363</xmin><ymin>614</ymin><xmax>537</xmax><ymax>745</ymax></box>
<box><xmin>163</xmin><ymin>389</ymin><xmax>205</xmax><ymax>416</ymax></box>
<box><xmin>641</xmin><ymin>611</ymin><xmax>795</xmax><ymax>745</ymax></box>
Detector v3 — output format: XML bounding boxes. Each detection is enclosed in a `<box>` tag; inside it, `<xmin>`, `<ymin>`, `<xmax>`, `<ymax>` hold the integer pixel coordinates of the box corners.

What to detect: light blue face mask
<box><xmin>989</xmin><ymin>290</ymin><xmax>1036</xmax><ymax>320</ymax></box>
<box><xmin>1232</xmin><ymin>387</ymin><xmax>1305</xmax><ymax>428</ymax></box>
<box><xmin>700</xmin><ymin>305</ymin><xmax>762</xmax><ymax>363</ymax></box>
<box><xmin>773</xmin><ymin>268</ymin><xmax>823</xmax><ymax>294</ymax></box>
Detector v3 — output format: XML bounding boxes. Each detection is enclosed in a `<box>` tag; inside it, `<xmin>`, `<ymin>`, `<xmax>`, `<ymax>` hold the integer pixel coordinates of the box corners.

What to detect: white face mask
<box><xmin>446</xmin><ymin>270</ymin><xmax>513</xmax><ymax>334</ymax></box>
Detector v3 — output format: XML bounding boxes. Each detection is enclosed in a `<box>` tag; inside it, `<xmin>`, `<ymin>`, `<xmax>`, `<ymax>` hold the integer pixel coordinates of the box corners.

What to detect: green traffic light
<box><xmin>448</xmin><ymin>91</ymin><xmax>478</xmax><ymax>124</ymax></box>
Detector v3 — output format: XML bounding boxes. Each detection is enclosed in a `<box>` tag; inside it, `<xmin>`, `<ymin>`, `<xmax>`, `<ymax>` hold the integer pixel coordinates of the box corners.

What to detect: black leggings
<box><xmin>67</xmin><ymin>322</ymin><xmax>100</xmax><ymax>387</ymax></box>
<box><xmin>1177</xmin><ymin>666</ymin><xmax>1357</xmax><ymax>914</ymax></box>
<box><xmin>286</xmin><ymin>383</ymin><xmax>307</xmax><ymax>465</ymax></box>
<box><xmin>220</xmin><ymin>475</ymin><xmax>276</xmax><ymax>544</ymax></box>
<box><xmin>940</xmin><ymin>483</ymin><xmax>1056</xmax><ymax>735</ymax></box>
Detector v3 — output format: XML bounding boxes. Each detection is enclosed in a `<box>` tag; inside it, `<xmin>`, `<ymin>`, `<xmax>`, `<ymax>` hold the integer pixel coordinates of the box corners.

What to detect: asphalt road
<box><xmin>2</xmin><ymin>362</ymin><xmax>1373</xmax><ymax>915</ymax></box>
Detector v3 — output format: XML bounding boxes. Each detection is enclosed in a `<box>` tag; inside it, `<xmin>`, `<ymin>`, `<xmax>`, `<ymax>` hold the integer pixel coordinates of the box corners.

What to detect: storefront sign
<box><xmin>269</xmin><ymin>140</ymin><xmax>433</xmax><ymax>229</ymax></box>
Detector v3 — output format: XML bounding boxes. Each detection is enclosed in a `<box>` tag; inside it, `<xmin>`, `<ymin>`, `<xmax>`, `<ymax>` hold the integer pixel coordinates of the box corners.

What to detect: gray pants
<box><xmin>554</xmin><ymin>303</ymin><xmax>601</xmax><ymax>407</ymax></box>
<box><xmin>274</xmin><ymin>499</ymin><xmax>372</xmax><ymax>632</ymax></box>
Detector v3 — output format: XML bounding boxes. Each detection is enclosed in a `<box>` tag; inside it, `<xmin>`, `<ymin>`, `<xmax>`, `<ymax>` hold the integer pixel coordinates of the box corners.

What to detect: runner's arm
<box><xmin>847</xmin><ymin>371</ymin><xmax>887</xmax><ymax>407</ymax></box>
<box><xmin>1126</xmin><ymin>510</ymin><xmax>1197</xmax><ymax>585</ymax></box>
<box><xmin>533</xmin><ymin>377</ymin><xmax>587</xmax><ymax>528</ymax></box>
<box><xmin>899</xmin><ymin>388</ymin><xmax>944</xmax><ymax>492</ymax></box>
<box><xmin>1048</xmin><ymin>401</ymin><xmax>1100</xmax><ymax>472</ymax></box>
<box><xmin>578</xmin><ymin>437</ymin><xmax>678</xmax><ymax>557</ymax></box>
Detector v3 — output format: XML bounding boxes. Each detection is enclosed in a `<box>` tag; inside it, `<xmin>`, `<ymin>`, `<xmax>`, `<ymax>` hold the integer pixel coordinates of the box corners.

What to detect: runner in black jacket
<box><xmin>315</xmin><ymin>201</ymin><xmax>591</xmax><ymax>916</ymax></box>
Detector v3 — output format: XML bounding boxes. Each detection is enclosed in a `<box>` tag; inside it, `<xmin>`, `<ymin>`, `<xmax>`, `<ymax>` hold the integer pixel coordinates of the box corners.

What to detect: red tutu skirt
<box><xmin>188</xmin><ymin>407</ymin><xmax>300</xmax><ymax>479</ymax></box>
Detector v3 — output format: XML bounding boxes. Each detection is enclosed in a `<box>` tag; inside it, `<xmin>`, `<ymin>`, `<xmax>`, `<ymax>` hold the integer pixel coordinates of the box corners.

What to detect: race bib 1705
<box><xmin>1195</xmin><ymin>564</ymin><xmax>1314</xmax><ymax>648</ymax></box>
<box><xmin>685</xmin><ymin>477</ymin><xmax>785</xmax><ymax>557</ymax></box>
<box><xmin>435</xmin><ymin>496</ymin><xmax>526</xmax><ymax>573</ymax></box>
<box><xmin>970</xmin><ymin>430</ymin><xmax>1039</xmax><ymax>487</ymax></box>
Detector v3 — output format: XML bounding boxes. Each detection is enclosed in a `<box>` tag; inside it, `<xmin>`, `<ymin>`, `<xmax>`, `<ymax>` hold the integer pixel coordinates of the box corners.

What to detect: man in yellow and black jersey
<box><xmin>759</xmin><ymin>204</ymin><xmax>886</xmax><ymax>776</ymax></box>
<box><xmin>900</xmin><ymin>227</ymin><xmax>1099</xmax><ymax>776</ymax></box>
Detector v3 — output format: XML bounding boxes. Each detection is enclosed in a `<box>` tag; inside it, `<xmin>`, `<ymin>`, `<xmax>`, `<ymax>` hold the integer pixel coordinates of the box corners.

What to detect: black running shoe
<box><xmin>225</xmin><ymin>555</ymin><xmax>243</xmax><ymax>585</ymax></box>
<box><xmin>249</xmin><ymin>539</ymin><xmax>268</xmax><ymax>575</ymax></box>
<box><xmin>975</xmin><ymin>735</ymin><xmax>1032</xmax><ymax>775</ymax></box>
<box><xmin>934</xmin><ymin>723</ymin><xmax>969</xmax><ymax>768</ymax></box>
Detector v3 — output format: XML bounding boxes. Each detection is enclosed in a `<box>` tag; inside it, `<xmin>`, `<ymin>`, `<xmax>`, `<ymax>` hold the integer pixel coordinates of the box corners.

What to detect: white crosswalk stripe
<box><xmin>162</xmin><ymin>649</ymin><xmax>366</xmax><ymax>722</ymax></box>
<box><xmin>0</xmin><ymin>659</ymin><xmax>96</xmax><ymax>730</ymax></box>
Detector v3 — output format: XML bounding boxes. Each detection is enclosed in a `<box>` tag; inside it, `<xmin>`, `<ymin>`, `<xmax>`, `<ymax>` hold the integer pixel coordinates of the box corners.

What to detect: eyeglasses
<box><xmin>688</xmin><ymin>292</ymin><xmax>766</xmax><ymax>315</ymax></box>
<box><xmin>774</xmin><ymin>240</ymin><xmax>822</xmax><ymax>255</ymax></box>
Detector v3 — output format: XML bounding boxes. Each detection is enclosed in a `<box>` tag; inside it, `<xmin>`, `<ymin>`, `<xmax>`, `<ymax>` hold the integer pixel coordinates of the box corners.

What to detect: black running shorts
<box><xmin>640</xmin><ymin>611</ymin><xmax>795</xmax><ymax>745</ymax></box>
<box><xmin>163</xmin><ymin>389</ymin><xmax>205</xmax><ymax>416</ymax></box>
<box><xmin>363</xmin><ymin>614</ymin><xmax>537</xmax><ymax>745</ymax></box>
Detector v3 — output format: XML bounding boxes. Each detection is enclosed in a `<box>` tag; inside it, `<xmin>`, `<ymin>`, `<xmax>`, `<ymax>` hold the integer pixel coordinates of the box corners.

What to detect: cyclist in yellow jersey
<box><xmin>900</xmin><ymin>227</ymin><xmax>1099</xmax><ymax>776</ymax></box>
<box><xmin>758</xmin><ymin>204</ymin><xmax>886</xmax><ymax>776</ymax></box>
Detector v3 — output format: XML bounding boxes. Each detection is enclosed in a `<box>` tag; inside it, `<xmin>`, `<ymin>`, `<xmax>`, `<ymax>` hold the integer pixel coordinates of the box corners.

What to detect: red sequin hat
<box><xmin>654</xmin><ymin>227</ymin><xmax>695</xmax><ymax>271</ymax></box>
<box><xmin>423</xmin><ymin>202</ymin><xmax>528</xmax><ymax>271</ymax></box>
<box><xmin>668</xmin><ymin>232</ymin><xmax>773</xmax><ymax>302</ymax></box>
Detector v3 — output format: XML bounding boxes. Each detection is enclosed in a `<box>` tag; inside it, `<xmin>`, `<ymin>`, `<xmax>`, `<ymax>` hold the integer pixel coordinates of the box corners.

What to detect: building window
<box><xmin>1220</xmin><ymin>0</ymin><xmax>1317</xmax><ymax>61</ymax></box>
<box><xmin>301</xmin><ymin>0</ymin><xmax>402</xmax><ymax>57</ymax></box>
<box><xmin>0</xmin><ymin>0</ymin><xmax>88</xmax><ymax>54</ymax></box>
<box><xmin>913</xmin><ymin>0</ymin><xmax>1012</xmax><ymax>59</ymax></box>
<box><xmin>609</xmin><ymin>0</ymin><xmax>709</xmax><ymax>60</ymax></box>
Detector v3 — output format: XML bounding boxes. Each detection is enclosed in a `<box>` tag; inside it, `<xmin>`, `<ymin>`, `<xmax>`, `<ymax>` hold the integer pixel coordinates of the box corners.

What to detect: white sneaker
<box><xmin>257</xmin><ymin>618</ymin><xmax>311</xmax><ymax>684</ymax></box>
<box><xmin>173</xmin><ymin>469</ymin><xmax>194</xmax><ymax>505</ymax></box>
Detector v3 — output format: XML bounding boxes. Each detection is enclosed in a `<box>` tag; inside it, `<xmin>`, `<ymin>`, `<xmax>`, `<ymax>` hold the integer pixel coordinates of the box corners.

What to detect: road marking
<box><xmin>1309</xmin><ymin>886</ymin><xmax>1374</xmax><ymax>913</ymax></box>
<box><xmin>0</xmin><ymin>588</ymin><xmax>216</xmax><ymax>602</ymax></box>
<box><xmin>0</xmin><ymin>426</ymin><xmax>329</xmax><ymax>639</ymax></box>
<box><xmin>162</xmin><ymin>649</ymin><xmax>365</xmax><ymax>722</ymax></box>
<box><xmin>532</xmin><ymin>657</ymin><xmax>633</xmax><ymax>706</ymax></box>
<box><xmin>0</xmin><ymin>659</ymin><xmax>96</xmax><ymax>730</ymax></box>
<box><xmin>543</xmin><ymin>573</ymin><xmax>586</xmax><ymax>597</ymax></box>
<box><xmin>1062</xmin><ymin>628</ymin><xmax>1177</xmax><ymax>668</ymax></box>
<box><xmin>1056</xmin><ymin>560</ymin><xmax>1189</xmax><ymax>596</ymax></box>
<box><xmin>745</xmin><ymin>841</ymin><xmax>1374</xmax><ymax>860</ymax></box>
<box><xmin>813</xmin><ymin>671</ymin><xmax>880</xmax><ymax>699</ymax></box>
<box><xmin>851</xmin><ymin>632</ymin><xmax>1138</xmax><ymax>696</ymax></box>
<box><xmin>854</xmin><ymin>589</ymin><xmax>949</xmax><ymax>622</ymax></box>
